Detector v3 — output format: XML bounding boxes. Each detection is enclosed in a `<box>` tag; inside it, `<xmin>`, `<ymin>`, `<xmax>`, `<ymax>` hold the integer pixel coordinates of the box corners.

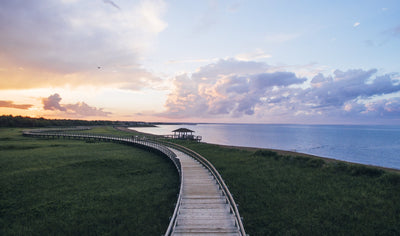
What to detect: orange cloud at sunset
<box><xmin>0</xmin><ymin>100</ymin><xmax>33</xmax><ymax>110</ymax></box>
<box><xmin>0</xmin><ymin>60</ymin><xmax>161</xmax><ymax>91</ymax></box>
<box><xmin>42</xmin><ymin>93</ymin><xmax>111</xmax><ymax>117</ymax></box>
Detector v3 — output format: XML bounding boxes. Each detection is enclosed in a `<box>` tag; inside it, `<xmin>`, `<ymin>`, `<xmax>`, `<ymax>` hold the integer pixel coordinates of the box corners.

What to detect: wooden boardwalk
<box><xmin>22</xmin><ymin>129</ymin><xmax>245</xmax><ymax>235</ymax></box>
<box><xmin>169</xmin><ymin>148</ymin><xmax>241</xmax><ymax>235</ymax></box>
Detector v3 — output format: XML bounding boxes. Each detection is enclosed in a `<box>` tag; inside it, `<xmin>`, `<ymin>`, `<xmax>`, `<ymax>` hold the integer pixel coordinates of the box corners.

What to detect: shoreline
<box><xmin>214</xmin><ymin>143</ymin><xmax>400</xmax><ymax>173</ymax></box>
<box><xmin>117</xmin><ymin>127</ymin><xmax>400</xmax><ymax>173</ymax></box>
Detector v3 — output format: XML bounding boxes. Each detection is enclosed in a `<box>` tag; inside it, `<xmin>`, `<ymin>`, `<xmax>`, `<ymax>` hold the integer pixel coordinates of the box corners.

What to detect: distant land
<box><xmin>0</xmin><ymin>115</ymin><xmax>156</xmax><ymax>128</ymax></box>
<box><xmin>0</xmin><ymin>115</ymin><xmax>216</xmax><ymax>129</ymax></box>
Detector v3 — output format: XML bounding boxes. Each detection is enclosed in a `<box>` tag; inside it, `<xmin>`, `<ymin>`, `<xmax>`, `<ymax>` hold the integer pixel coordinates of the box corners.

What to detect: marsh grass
<box><xmin>0</xmin><ymin>128</ymin><xmax>178</xmax><ymax>235</ymax></box>
<box><xmin>76</xmin><ymin>126</ymin><xmax>141</xmax><ymax>137</ymax></box>
<box><xmin>174</xmin><ymin>140</ymin><xmax>400</xmax><ymax>235</ymax></box>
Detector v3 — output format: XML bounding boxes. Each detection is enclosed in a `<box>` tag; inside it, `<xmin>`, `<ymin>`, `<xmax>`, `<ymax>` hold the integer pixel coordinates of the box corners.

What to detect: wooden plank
<box><xmin>170</xmin><ymin>149</ymin><xmax>240</xmax><ymax>235</ymax></box>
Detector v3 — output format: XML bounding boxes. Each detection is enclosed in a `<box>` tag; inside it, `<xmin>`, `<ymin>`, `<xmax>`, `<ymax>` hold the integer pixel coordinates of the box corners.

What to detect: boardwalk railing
<box><xmin>23</xmin><ymin>128</ymin><xmax>186</xmax><ymax>235</ymax></box>
<box><xmin>23</xmin><ymin>128</ymin><xmax>246</xmax><ymax>236</ymax></box>
<box><xmin>22</xmin><ymin>128</ymin><xmax>181</xmax><ymax>175</ymax></box>
<box><xmin>164</xmin><ymin>157</ymin><xmax>185</xmax><ymax>236</ymax></box>
<box><xmin>161</xmin><ymin>141</ymin><xmax>247</xmax><ymax>236</ymax></box>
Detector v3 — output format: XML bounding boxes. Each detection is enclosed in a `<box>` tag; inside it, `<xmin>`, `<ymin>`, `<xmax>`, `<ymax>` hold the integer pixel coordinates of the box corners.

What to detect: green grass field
<box><xmin>0</xmin><ymin>128</ymin><xmax>179</xmax><ymax>235</ymax></box>
<box><xmin>175</xmin><ymin>140</ymin><xmax>400</xmax><ymax>235</ymax></box>
<box><xmin>77</xmin><ymin>126</ymin><xmax>138</xmax><ymax>137</ymax></box>
<box><xmin>3</xmin><ymin>126</ymin><xmax>400</xmax><ymax>235</ymax></box>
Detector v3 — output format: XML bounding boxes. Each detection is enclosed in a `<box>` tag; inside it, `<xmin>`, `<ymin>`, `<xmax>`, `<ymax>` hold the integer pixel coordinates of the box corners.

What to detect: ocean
<box><xmin>131</xmin><ymin>124</ymin><xmax>400</xmax><ymax>170</ymax></box>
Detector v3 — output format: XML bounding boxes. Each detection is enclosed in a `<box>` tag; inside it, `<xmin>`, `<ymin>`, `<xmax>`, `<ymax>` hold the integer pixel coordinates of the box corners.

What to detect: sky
<box><xmin>0</xmin><ymin>0</ymin><xmax>399</xmax><ymax>124</ymax></box>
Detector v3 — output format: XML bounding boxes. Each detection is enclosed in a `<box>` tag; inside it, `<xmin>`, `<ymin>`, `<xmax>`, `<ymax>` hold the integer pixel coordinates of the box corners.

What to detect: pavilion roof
<box><xmin>172</xmin><ymin>128</ymin><xmax>195</xmax><ymax>133</ymax></box>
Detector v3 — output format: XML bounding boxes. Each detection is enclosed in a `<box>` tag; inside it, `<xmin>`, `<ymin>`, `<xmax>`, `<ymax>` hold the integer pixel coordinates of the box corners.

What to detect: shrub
<box><xmin>306</xmin><ymin>158</ymin><xmax>325</xmax><ymax>168</ymax></box>
<box><xmin>380</xmin><ymin>172</ymin><xmax>400</xmax><ymax>185</ymax></box>
<box><xmin>293</xmin><ymin>155</ymin><xmax>310</xmax><ymax>163</ymax></box>
<box><xmin>331</xmin><ymin>162</ymin><xmax>349</xmax><ymax>172</ymax></box>
<box><xmin>253</xmin><ymin>149</ymin><xmax>278</xmax><ymax>157</ymax></box>
<box><xmin>349</xmin><ymin>165</ymin><xmax>384</xmax><ymax>177</ymax></box>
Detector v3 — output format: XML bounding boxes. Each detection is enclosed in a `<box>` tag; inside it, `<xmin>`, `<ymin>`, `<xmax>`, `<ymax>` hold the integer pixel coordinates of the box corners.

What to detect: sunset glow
<box><xmin>1</xmin><ymin>0</ymin><xmax>399</xmax><ymax>124</ymax></box>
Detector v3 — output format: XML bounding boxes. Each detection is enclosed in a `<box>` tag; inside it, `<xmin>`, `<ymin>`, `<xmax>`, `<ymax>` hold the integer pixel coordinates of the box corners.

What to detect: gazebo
<box><xmin>172</xmin><ymin>128</ymin><xmax>195</xmax><ymax>139</ymax></box>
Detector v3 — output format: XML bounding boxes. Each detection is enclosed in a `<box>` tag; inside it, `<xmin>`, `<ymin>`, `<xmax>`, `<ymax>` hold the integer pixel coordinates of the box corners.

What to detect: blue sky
<box><xmin>148</xmin><ymin>0</ymin><xmax>399</xmax><ymax>73</ymax></box>
<box><xmin>0</xmin><ymin>0</ymin><xmax>399</xmax><ymax>124</ymax></box>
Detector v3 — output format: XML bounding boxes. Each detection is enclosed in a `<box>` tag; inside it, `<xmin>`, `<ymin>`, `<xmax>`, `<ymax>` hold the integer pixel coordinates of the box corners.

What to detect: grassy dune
<box><xmin>0</xmin><ymin>128</ymin><xmax>178</xmax><ymax>235</ymax></box>
<box><xmin>175</xmin><ymin>140</ymin><xmax>400</xmax><ymax>235</ymax></box>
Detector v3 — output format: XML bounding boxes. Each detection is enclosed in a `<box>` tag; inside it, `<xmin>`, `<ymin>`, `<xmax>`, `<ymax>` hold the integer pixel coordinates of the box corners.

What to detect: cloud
<box><xmin>338</xmin><ymin>97</ymin><xmax>400</xmax><ymax>123</ymax></box>
<box><xmin>0</xmin><ymin>100</ymin><xmax>33</xmax><ymax>110</ymax></box>
<box><xmin>364</xmin><ymin>98</ymin><xmax>400</xmax><ymax>116</ymax></box>
<box><xmin>167</xmin><ymin>58</ymin><xmax>218</xmax><ymax>64</ymax></box>
<box><xmin>103</xmin><ymin>0</ymin><xmax>121</xmax><ymax>10</ymax></box>
<box><xmin>235</xmin><ymin>49</ymin><xmax>272</xmax><ymax>61</ymax></box>
<box><xmin>353</xmin><ymin>22</ymin><xmax>360</xmax><ymax>27</ymax></box>
<box><xmin>307</xmin><ymin>69</ymin><xmax>400</xmax><ymax>108</ymax></box>
<box><xmin>42</xmin><ymin>93</ymin><xmax>111</xmax><ymax>117</ymax></box>
<box><xmin>63</xmin><ymin>102</ymin><xmax>112</xmax><ymax>117</ymax></box>
<box><xmin>194</xmin><ymin>58</ymin><xmax>270</xmax><ymax>78</ymax></box>
<box><xmin>0</xmin><ymin>0</ymin><xmax>166</xmax><ymax>90</ymax></box>
<box><xmin>42</xmin><ymin>93</ymin><xmax>67</xmax><ymax>111</ymax></box>
<box><xmin>160</xmin><ymin>59</ymin><xmax>400</xmax><ymax>123</ymax></box>
<box><xmin>137</xmin><ymin>0</ymin><xmax>167</xmax><ymax>34</ymax></box>
<box><xmin>161</xmin><ymin>59</ymin><xmax>306</xmax><ymax>118</ymax></box>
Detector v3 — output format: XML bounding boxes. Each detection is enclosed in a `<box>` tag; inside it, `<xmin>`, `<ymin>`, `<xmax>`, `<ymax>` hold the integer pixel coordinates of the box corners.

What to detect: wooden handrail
<box><xmin>22</xmin><ymin>129</ymin><xmax>178</xmax><ymax>164</ymax></box>
<box><xmin>160</xmin><ymin>141</ymin><xmax>247</xmax><ymax>236</ymax></box>
<box><xmin>23</xmin><ymin>128</ymin><xmax>246</xmax><ymax>235</ymax></box>
<box><xmin>24</xmin><ymin>128</ymin><xmax>185</xmax><ymax>235</ymax></box>
<box><xmin>164</xmin><ymin>162</ymin><xmax>184</xmax><ymax>235</ymax></box>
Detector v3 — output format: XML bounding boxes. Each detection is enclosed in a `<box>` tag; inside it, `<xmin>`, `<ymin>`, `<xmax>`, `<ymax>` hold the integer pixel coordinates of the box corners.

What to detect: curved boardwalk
<box><xmin>23</xmin><ymin>129</ymin><xmax>245</xmax><ymax>235</ymax></box>
<box><xmin>170</xmin><ymin>148</ymin><xmax>240</xmax><ymax>236</ymax></box>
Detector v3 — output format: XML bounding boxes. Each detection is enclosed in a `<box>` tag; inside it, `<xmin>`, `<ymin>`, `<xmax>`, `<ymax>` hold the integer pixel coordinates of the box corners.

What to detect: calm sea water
<box><xmin>131</xmin><ymin>124</ymin><xmax>400</xmax><ymax>170</ymax></box>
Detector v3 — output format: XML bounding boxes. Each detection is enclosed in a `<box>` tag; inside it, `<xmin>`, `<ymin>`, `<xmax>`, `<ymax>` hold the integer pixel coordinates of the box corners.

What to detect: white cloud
<box><xmin>135</xmin><ymin>0</ymin><xmax>167</xmax><ymax>34</ymax></box>
<box><xmin>0</xmin><ymin>0</ymin><xmax>167</xmax><ymax>90</ymax></box>
<box><xmin>167</xmin><ymin>58</ymin><xmax>219</xmax><ymax>64</ymax></box>
<box><xmin>161</xmin><ymin>59</ymin><xmax>306</xmax><ymax>118</ymax></box>
<box><xmin>159</xmin><ymin>59</ymin><xmax>400</xmax><ymax>123</ymax></box>
<box><xmin>353</xmin><ymin>22</ymin><xmax>360</xmax><ymax>27</ymax></box>
<box><xmin>235</xmin><ymin>49</ymin><xmax>272</xmax><ymax>61</ymax></box>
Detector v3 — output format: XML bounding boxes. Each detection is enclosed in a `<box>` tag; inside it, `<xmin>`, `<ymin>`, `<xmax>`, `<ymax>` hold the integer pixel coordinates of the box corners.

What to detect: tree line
<box><xmin>0</xmin><ymin>115</ymin><xmax>151</xmax><ymax>128</ymax></box>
